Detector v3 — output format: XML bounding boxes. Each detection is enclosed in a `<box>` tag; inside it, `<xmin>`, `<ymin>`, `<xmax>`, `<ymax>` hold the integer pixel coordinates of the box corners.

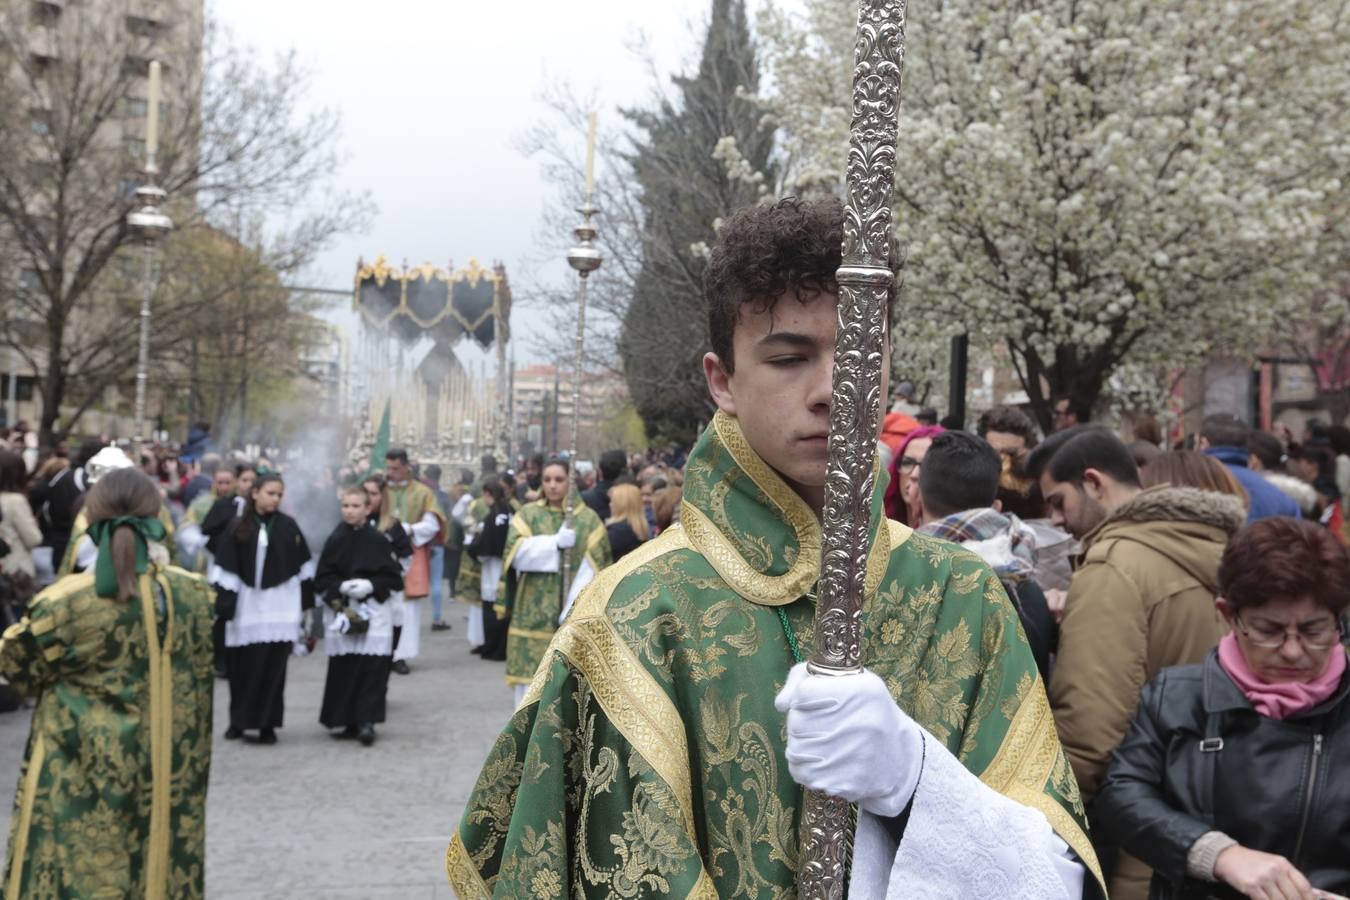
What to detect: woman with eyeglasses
<box><xmin>1095</xmin><ymin>517</ymin><xmax>1349</xmax><ymax>900</ymax></box>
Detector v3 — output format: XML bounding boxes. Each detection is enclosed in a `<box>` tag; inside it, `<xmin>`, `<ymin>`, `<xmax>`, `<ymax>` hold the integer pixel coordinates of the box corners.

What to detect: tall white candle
<box><xmin>145</xmin><ymin>60</ymin><xmax>161</xmax><ymax>166</ymax></box>
<box><xmin>584</xmin><ymin>111</ymin><xmax>597</xmax><ymax>198</ymax></box>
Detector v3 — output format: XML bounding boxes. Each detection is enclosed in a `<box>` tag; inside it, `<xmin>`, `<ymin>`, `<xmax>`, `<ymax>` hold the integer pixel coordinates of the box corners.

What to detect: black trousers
<box><xmin>480</xmin><ymin>600</ymin><xmax>507</xmax><ymax>660</ymax></box>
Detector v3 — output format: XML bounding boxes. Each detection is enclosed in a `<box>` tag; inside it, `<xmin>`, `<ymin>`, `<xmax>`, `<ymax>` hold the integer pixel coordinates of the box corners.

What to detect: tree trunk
<box><xmin>38</xmin><ymin>307</ymin><xmax>67</xmax><ymax>444</ymax></box>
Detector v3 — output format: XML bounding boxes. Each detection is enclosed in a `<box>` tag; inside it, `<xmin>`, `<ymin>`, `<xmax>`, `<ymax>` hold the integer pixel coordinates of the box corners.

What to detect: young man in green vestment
<box><xmin>380</xmin><ymin>448</ymin><xmax>447</xmax><ymax>674</ymax></box>
<box><xmin>447</xmin><ymin>197</ymin><xmax>1105</xmax><ymax>898</ymax></box>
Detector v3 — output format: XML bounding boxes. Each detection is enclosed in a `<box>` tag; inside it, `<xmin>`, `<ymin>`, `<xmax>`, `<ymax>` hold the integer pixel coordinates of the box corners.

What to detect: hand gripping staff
<box><xmin>799</xmin><ymin>2</ymin><xmax>910</xmax><ymax>898</ymax></box>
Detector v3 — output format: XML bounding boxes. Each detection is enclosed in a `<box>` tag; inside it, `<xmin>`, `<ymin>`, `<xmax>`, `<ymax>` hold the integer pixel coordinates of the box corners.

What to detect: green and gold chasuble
<box><xmin>0</xmin><ymin>565</ymin><xmax>215</xmax><ymax>900</ymax></box>
<box><xmin>379</xmin><ymin>480</ymin><xmax>448</xmax><ymax>541</ymax></box>
<box><xmin>180</xmin><ymin>491</ymin><xmax>220</xmax><ymax>573</ymax></box>
<box><xmin>448</xmin><ymin>412</ymin><xmax>1103</xmax><ymax>898</ymax></box>
<box><xmin>455</xmin><ymin>498</ymin><xmax>491</xmax><ymax>604</ymax></box>
<box><xmin>496</xmin><ymin>498</ymin><xmax>611</xmax><ymax>686</ymax></box>
<box><xmin>57</xmin><ymin>506</ymin><xmax>178</xmax><ymax>578</ymax></box>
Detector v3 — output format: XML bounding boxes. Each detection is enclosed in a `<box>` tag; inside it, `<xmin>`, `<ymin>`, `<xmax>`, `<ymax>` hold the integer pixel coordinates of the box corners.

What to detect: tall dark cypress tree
<box><xmin>618</xmin><ymin>0</ymin><xmax>774</xmax><ymax>443</ymax></box>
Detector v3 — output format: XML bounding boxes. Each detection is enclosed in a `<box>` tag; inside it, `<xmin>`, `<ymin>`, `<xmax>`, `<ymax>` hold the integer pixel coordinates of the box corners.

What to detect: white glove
<box><xmin>554</xmin><ymin>526</ymin><xmax>577</xmax><ymax>550</ymax></box>
<box><xmin>327</xmin><ymin>611</ymin><xmax>351</xmax><ymax>635</ymax></box>
<box><xmin>774</xmin><ymin>662</ymin><xmax>922</xmax><ymax>818</ymax></box>
<box><xmin>345</xmin><ymin>578</ymin><xmax>373</xmax><ymax>599</ymax></box>
<box><xmin>338</xmin><ymin>579</ymin><xmax>358</xmax><ymax>596</ymax></box>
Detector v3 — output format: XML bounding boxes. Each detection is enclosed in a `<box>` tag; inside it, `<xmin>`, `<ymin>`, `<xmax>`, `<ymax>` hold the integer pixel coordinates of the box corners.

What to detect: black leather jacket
<box><xmin>1094</xmin><ymin>649</ymin><xmax>1350</xmax><ymax>899</ymax></box>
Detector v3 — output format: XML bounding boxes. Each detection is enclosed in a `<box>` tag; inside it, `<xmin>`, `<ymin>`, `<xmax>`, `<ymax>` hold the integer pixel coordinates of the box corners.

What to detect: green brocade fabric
<box><xmin>0</xmin><ymin>565</ymin><xmax>215</xmax><ymax>900</ymax></box>
<box><xmin>495</xmin><ymin>498</ymin><xmax>611</xmax><ymax>686</ymax></box>
<box><xmin>448</xmin><ymin>412</ymin><xmax>1104</xmax><ymax>899</ymax></box>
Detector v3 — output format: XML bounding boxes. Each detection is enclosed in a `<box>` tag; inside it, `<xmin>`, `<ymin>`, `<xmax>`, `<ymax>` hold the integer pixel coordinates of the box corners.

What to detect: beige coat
<box><xmin>0</xmin><ymin>491</ymin><xmax>43</xmax><ymax>578</ymax></box>
<box><xmin>1050</xmin><ymin>486</ymin><xmax>1245</xmax><ymax>802</ymax></box>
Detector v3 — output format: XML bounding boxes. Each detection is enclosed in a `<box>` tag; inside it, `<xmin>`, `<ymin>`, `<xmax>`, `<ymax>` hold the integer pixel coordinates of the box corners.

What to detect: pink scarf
<box><xmin>1217</xmin><ymin>633</ymin><xmax>1347</xmax><ymax>720</ymax></box>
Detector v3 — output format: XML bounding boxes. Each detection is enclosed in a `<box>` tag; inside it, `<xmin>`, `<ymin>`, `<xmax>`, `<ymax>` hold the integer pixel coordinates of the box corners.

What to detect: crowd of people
<box><xmin>874</xmin><ymin>399</ymin><xmax>1350</xmax><ymax>900</ymax></box>
<box><xmin>1</xmin><ymin>207</ymin><xmax>1348</xmax><ymax>898</ymax></box>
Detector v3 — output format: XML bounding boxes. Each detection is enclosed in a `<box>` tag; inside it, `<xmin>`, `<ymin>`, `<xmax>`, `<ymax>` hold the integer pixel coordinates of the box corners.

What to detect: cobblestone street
<box><xmin>0</xmin><ymin>610</ymin><xmax>512</xmax><ymax>899</ymax></box>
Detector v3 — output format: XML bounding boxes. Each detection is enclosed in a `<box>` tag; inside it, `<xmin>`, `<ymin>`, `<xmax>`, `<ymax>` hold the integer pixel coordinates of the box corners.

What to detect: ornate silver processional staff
<box><xmin>799</xmin><ymin>2</ymin><xmax>910</xmax><ymax>898</ymax></box>
<box><xmin>561</xmin><ymin>113</ymin><xmax>602</xmax><ymax>604</ymax></box>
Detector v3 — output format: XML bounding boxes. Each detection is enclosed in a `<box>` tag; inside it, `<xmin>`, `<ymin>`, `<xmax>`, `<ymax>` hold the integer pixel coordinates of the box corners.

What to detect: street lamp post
<box><xmin>127</xmin><ymin>60</ymin><xmax>172</xmax><ymax>446</ymax></box>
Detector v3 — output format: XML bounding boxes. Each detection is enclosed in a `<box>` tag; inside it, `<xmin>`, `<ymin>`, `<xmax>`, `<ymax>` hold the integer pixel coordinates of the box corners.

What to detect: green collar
<box><xmin>679</xmin><ymin>411</ymin><xmax>892</xmax><ymax>606</ymax></box>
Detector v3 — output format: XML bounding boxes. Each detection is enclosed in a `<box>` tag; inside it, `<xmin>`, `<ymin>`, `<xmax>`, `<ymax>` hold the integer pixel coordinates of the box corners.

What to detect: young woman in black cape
<box><xmin>209</xmin><ymin>473</ymin><xmax>314</xmax><ymax>744</ymax></box>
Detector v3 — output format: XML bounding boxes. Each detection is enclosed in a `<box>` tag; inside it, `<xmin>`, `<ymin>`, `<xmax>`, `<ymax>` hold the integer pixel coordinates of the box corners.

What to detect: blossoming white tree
<box><xmin>755</xmin><ymin>0</ymin><xmax>1348</xmax><ymax>431</ymax></box>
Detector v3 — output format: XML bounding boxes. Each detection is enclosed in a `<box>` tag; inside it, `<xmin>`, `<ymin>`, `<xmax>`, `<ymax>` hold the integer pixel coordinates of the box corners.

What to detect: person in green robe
<box><xmin>176</xmin><ymin>463</ymin><xmax>236</xmax><ymax>574</ymax></box>
<box><xmin>447</xmin><ymin>197</ymin><xmax>1105</xmax><ymax>898</ymax></box>
<box><xmin>1</xmin><ymin>467</ymin><xmax>214</xmax><ymax>900</ymax></box>
<box><xmin>378</xmin><ymin>448</ymin><xmax>447</xmax><ymax>674</ymax></box>
<box><xmin>455</xmin><ymin>496</ymin><xmax>489</xmax><ymax>609</ymax></box>
<box><xmin>494</xmin><ymin>458</ymin><xmax>610</xmax><ymax>705</ymax></box>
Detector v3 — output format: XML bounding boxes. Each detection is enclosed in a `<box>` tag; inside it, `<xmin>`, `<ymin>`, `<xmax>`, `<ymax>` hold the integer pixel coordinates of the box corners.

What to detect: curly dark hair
<box><xmin>704</xmin><ymin>196</ymin><xmax>899</xmax><ymax>373</ymax></box>
<box><xmin>975</xmin><ymin>405</ymin><xmax>1038</xmax><ymax>446</ymax></box>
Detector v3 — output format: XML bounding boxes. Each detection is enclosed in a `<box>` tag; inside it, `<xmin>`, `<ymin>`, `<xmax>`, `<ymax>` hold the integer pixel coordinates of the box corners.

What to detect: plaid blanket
<box><xmin>917</xmin><ymin>507</ymin><xmax>1036</xmax><ymax>582</ymax></box>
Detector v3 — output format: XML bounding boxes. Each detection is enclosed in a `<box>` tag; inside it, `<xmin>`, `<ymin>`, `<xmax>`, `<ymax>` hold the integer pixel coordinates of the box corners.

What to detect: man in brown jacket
<box><xmin>1027</xmin><ymin>426</ymin><xmax>1245</xmax><ymax>899</ymax></box>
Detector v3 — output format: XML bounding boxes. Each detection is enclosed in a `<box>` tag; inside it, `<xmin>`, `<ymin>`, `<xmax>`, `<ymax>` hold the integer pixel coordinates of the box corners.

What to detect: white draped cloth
<box><xmin>506</xmin><ymin>534</ymin><xmax>597</xmax><ymax>623</ymax></box>
<box><xmin>848</xmin><ymin>726</ymin><xmax>1084</xmax><ymax>900</ymax></box>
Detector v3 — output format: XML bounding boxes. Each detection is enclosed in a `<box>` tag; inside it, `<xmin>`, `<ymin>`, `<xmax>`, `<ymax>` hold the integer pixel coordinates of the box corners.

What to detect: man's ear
<box><xmin>1081</xmin><ymin>468</ymin><xmax>1108</xmax><ymax>501</ymax></box>
<box><xmin>1197</xmin><ymin>435</ymin><xmax>1211</xmax><ymax>452</ymax></box>
<box><xmin>1215</xmin><ymin>597</ymin><xmax>1236</xmax><ymax>626</ymax></box>
<box><xmin>704</xmin><ymin>352</ymin><xmax>737</xmax><ymax>416</ymax></box>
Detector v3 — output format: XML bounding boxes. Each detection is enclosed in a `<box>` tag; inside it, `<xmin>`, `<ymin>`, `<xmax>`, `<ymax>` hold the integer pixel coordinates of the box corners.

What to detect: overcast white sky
<box><xmin>212</xmin><ymin>0</ymin><xmax>739</xmax><ymax>369</ymax></box>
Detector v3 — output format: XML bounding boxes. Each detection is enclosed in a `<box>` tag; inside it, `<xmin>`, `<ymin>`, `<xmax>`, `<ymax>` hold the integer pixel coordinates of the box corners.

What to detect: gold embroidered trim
<box><xmin>507</xmin><ymin>626</ymin><xmax>557</xmax><ymax>642</ymax></box>
<box><xmin>677</xmin><ymin>414</ymin><xmax>821</xmax><ymax>606</ymax></box>
<box><xmin>552</xmin><ymin>616</ymin><xmax>698</xmax><ymax>843</ymax></box>
<box><xmin>28</xmin><ymin>617</ymin><xmax>53</xmax><ymax>636</ymax></box>
<box><xmin>140</xmin><ymin>572</ymin><xmax>175</xmax><ymax>900</ymax></box>
<box><xmin>980</xmin><ymin>686</ymin><xmax>1104</xmax><ymax>889</ymax></box>
<box><xmin>518</xmin><ymin>526</ymin><xmax>692</xmax><ymax>712</ymax></box>
<box><xmin>445</xmin><ymin>831</ymin><xmax>491</xmax><ymax>898</ymax></box>
<box><xmin>41</xmin><ymin>644</ymin><xmax>62</xmax><ymax>662</ymax></box>
<box><xmin>5</xmin><ymin>732</ymin><xmax>43</xmax><ymax>900</ymax></box>
<box><xmin>500</xmin><ymin>512</ymin><xmax>534</xmax><ymax>575</ymax></box>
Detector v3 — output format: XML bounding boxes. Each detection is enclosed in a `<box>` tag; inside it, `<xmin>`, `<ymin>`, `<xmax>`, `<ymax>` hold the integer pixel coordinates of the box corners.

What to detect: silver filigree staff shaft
<box><xmin>800</xmin><ymin>1</ymin><xmax>909</xmax><ymax>898</ymax></box>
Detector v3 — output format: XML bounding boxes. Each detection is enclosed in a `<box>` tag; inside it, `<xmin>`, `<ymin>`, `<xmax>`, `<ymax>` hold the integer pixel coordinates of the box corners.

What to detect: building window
<box><xmin>124</xmin><ymin>136</ymin><xmax>145</xmax><ymax>160</ymax></box>
<box><xmin>118</xmin><ymin>178</ymin><xmax>139</xmax><ymax>198</ymax></box>
<box><xmin>29</xmin><ymin>109</ymin><xmax>51</xmax><ymax>135</ymax></box>
<box><xmin>125</xmin><ymin>97</ymin><xmax>147</xmax><ymax>118</ymax></box>
<box><xmin>0</xmin><ymin>375</ymin><xmax>36</xmax><ymax>403</ymax></box>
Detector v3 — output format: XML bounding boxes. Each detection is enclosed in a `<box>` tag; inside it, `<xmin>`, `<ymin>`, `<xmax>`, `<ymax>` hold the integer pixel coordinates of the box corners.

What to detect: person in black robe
<box><xmin>315</xmin><ymin>487</ymin><xmax>403</xmax><ymax>745</ymax></box>
<box><xmin>361</xmin><ymin>475</ymin><xmax>413</xmax><ymax>647</ymax></box>
<box><xmin>209</xmin><ymin>473</ymin><xmax>314</xmax><ymax>744</ymax></box>
<box><xmin>466</xmin><ymin>481</ymin><xmax>512</xmax><ymax>661</ymax></box>
<box><xmin>199</xmin><ymin>464</ymin><xmax>256</xmax><ymax>678</ymax></box>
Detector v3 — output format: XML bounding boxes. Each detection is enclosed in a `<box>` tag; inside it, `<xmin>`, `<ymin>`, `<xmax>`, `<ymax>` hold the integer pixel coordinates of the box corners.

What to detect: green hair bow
<box><xmin>85</xmin><ymin>515</ymin><xmax>168</xmax><ymax>599</ymax></box>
